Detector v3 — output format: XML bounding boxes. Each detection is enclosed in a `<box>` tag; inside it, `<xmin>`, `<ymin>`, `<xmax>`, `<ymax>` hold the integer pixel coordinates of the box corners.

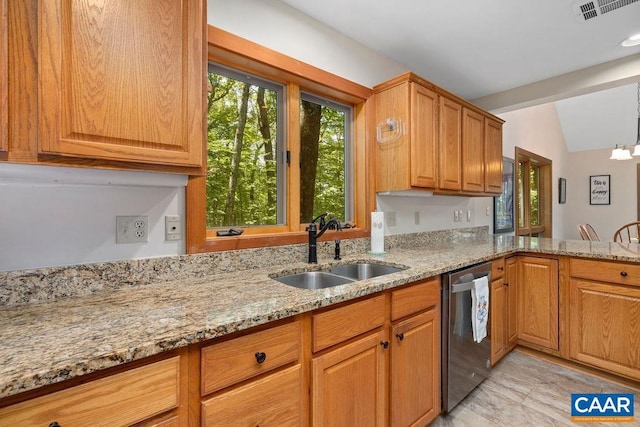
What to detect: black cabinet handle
<box><xmin>380</xmin><ymin>341</ymin><xmax>389</xmax><ymax>349</ymax></box>
<box><xmin>396</xmin><ymin>333</ymin><xmax>404</xmax><ymax>341</ymax></box>
<box><xmin>504</xmin><ymin>282</ymin><xmax>509</xmax><ymax>287</ymax></box>
<box><xmin>497</xmin><ymin>266</ymin><xmax>504</xmax><ymax>271</ymax></box>
<box><xmin>621</xmin><ymin>271</ymin><xmax>628</xmax><ymax>277</ymax></box>
<box><xmin>255</xmin><ymin>352</ymin><xmax>267</xmax><ymax>364</ymax></box>
<box><xmin>50</xmin><ymin>423</ymin><xmax>61</xmax><ymax>427</ymax></box>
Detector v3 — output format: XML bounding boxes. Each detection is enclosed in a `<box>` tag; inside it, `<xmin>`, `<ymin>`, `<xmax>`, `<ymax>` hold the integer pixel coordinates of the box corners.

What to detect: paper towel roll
<box><xmin>370</xmin><ymin>211</ymin><xmax>385</xmax><ymax>254</ymax></box>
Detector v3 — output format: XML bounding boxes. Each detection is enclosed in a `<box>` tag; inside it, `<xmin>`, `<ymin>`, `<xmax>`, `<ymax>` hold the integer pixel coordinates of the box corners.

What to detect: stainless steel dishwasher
<box><xmin>441</xmin><ymin>261</ymin><xmax>492</xmax><ymax>413</ymax></box>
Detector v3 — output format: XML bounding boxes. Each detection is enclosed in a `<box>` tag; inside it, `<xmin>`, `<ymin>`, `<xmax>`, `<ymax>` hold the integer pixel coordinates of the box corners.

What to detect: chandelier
<box><xmin>610</xmin><ymin>82</ymin><xmax>640</xmax><ymax>160</ymax></box>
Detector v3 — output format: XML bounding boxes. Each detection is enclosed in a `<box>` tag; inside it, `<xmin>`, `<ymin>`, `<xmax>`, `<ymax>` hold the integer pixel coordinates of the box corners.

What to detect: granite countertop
<box><xmin>2</xmin><ymin>234</ymin><xmax>640</xmax><ymax>400</ymax></box>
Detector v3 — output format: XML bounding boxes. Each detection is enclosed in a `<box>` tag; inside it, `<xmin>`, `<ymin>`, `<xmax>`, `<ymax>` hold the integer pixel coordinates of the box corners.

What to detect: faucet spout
<box><xmin>307</xmin><ymin>216</ymin><xmax>342</xmax><ymax>263</ymax></box>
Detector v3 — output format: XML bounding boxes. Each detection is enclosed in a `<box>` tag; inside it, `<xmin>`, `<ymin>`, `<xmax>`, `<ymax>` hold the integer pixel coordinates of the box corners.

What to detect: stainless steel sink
<box><xmin>273</xmin><ymin>271</ymin><xmax>354</xmax><ymax>290</ymax></box>
<box><xmin>328</xmin><ymin>263</ymin><xmax>405</xmax><ymax>280</ymax></box>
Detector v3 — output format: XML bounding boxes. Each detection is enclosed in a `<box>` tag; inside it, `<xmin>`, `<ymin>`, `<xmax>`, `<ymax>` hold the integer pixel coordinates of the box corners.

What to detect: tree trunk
<box><xmin>257</xmin><ymin>88</ymin><xmax>276</xmax><ymax>207</ymax></box>
<box><xmin>224</xmin><ymin>83</ymin><xmax>251</xmax><ymax>225</ymax></box>
<box><xmin>300</xmin><ymin>100</ymin><xmax>322</xmax><ymax>223</ymax></box>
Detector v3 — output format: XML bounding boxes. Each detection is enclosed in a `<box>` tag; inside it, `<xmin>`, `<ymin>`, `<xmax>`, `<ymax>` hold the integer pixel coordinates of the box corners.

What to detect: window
<box><xmin>186</xmin><ymin>27</ymin><xmax>372</xmax><ymax>253</ymax></box>
<box><xmin>299</xmin><ymin>93</ymin><xmax>352</xmax><ymax>224</ymax></box>
<box><xmin>206</xmin><ymin>64</ymin><xmax>285</xmax><ymax>228</ymax></box>
<box><xmin>515</xmin><ymin>147</ymin><xmax>552</xmax><ymax>238</ymax></box>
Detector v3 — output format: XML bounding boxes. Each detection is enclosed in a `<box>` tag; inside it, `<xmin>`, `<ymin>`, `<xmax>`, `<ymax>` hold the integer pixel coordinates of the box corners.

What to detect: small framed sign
<box><xmin>558</xmin><ymin>178</ymin><xmax>566</xmax><ymax>204</ymax></box>
<box><xmin>589</xmin><ymin>175</ymin><xmax>610</xmax><ymax>205</ymax></box>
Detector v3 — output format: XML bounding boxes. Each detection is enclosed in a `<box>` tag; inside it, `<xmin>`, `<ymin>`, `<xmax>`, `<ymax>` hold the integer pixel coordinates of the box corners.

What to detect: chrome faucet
<box><xmin>307</xmin><ymin>213</ymin><xmax>342</xmax><ymax>263</ymax></box>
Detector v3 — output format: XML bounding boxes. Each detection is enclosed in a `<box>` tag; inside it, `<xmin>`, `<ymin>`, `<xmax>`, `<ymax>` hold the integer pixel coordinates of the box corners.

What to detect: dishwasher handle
<box><xmin>451</xmin><ymin>272</ymin><xmax>491</xmax><ymax>294</ymax></box>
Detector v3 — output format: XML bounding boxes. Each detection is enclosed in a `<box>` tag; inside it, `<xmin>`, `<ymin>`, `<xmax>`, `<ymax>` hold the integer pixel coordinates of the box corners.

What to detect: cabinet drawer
<box><xmin>201</xmin><ymin>320</ymin><xmax>300</xmax><ymax>395</ymax></box>
<box><xmin>313</xmin><ymin>295</ymin><xmax>385</xmax><ymax>352</ymax></box>
<box><xmin>202</xmin><ymin>365</ymin><xmax>302</xmax><ymax>427</ymax></box>
<box><xmin>0</xmin><ymin>357</ymin><xmax>180</xmax><ymax>426</ymax></box>
<box><xmin>491</xmin><ymin>258</ymin><xmax>505</xmax><ymax>280</ymax></box>
<box><xmin>390</xmin><ymin>278</ymin><xmax>440</xmax><ymax>321</ymax></box>
<box><xmin>570</xmin><ymin>258</ymin><xmax>640</xmax><ymax>287</ymax></box>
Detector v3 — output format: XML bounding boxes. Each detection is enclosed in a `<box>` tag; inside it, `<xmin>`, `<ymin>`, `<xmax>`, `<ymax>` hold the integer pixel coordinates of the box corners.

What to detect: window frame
<box><xmin>515</xmin><ymin>147</ymin><xmax>552</xmax><ymax>238</ymax></box>
<box><xmin>186</xmin><ymin>26</ymin><xmax>374</xmax><ymax>253</ymax></box>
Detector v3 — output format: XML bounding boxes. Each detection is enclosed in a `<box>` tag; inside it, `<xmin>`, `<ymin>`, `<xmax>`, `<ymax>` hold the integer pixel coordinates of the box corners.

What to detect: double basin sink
<box><xmin>273</xmin><ymin>262</ymin><xmax>405</xmax><ymax>290</ymax></box>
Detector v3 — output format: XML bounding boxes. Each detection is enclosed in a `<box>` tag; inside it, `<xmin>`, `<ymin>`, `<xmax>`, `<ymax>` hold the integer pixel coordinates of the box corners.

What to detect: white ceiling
<box><xmin>279</xmin><ymin>0</ymin><xmax>640</xmax><ymax>151</ymax></box>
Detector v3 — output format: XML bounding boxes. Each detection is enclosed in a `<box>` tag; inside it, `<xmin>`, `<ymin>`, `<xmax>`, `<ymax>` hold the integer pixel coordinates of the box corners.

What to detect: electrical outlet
<box><xmin>486</xmin><ymin>206</ymin><xmax>491</xmax><ymax>216</ymax></box>
<box><xmin>414</xmin><ymin>211</ymin><xmax>420</xmax><ymax>225</ymax></box>
<box><xmin>386</xmin><ymin>211</ymin><xmax>397</xmax><ymax>227</ymax></box>
<box><xmin>467</xmin><ymin>210</ymin><xmax>472</xmax><ymax>222</ymax></box>
<box><xmin>453</xmin><ymin>210</ymin><xmax>459</xmax><ymax>222</ymax></box>
<box><xmin>165</xmin><ymin>215</ymin><xmax>182</xmax><ymax>241</ymax></box>
<box><xmin>116</xmin><ymin>216</ymin><xmax>148</xmax><ymax>244</ymax></box>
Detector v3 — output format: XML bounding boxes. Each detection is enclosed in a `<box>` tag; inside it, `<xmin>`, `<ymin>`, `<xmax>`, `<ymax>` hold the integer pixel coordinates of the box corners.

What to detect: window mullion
<box><xmin>287</xmin><ymin>83</ymin><xmax>302</xmax><ymax>232</ymax></box>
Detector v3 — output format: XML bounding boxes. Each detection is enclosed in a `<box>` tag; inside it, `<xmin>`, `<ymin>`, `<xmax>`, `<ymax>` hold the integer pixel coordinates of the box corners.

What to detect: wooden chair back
<box><xmin>613</xmin><ymin>222</ymin><xmax>640</xmax><ymax>243</ymax></box>
<box><xmin>577</xmin><ymin>224</ymin><xmax>600</xmax><ymax>241</ymax></box>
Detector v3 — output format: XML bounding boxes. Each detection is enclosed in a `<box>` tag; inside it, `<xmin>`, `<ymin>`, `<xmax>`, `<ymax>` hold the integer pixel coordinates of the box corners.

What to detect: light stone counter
<box><xmin>1</xmin><ymin>231</ymin><xmax>640</xmax><ymax>400</ymax></box>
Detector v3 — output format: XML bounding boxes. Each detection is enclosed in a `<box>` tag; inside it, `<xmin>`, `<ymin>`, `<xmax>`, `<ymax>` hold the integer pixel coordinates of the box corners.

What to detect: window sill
<box><xmin>188</xmin><ymin>228</ymin><xmax>369</xmax><ymax>253</ymax></box>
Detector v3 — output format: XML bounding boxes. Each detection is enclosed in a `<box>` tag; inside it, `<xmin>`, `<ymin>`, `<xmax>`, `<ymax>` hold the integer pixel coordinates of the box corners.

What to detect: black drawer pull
<box><xmin>380</xmin><ymin>341</ymin><xmax>389</xmax><ymax>349</ymax></box>
<box><xmin>504</xmin><ymin>282</ymin><xmax>509</xmax><ymax>287</ymax></box>
<box><xmin>255</xmin><ymin>352</ymin><xmax>267</xmax><ymax>364</ymax></box>
<box><xmin>497</xmin><ymin>266</ymin><xmax>504</xmax><ymax>271</ymax></box>
<box><xmin>49</xmin><ymin>423</ymin><xmax>61</xmax><ymax>427</ymax></box>
<box><xmin>396</xmin><ymin>333</ymin><xmax>404</xmax><ymax>341</ymax></box>
<box><xmin>621</xmin><ymin>271</ymin><xmax>628</xmax><ymax>277</ymax></box>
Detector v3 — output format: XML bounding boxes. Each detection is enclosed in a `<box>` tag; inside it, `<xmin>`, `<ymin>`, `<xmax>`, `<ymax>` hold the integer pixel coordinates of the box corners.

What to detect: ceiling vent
<box><xmin>572</xmin><ymin>0</ymin><xmax>638</xmax><ymax>21</ymax></box>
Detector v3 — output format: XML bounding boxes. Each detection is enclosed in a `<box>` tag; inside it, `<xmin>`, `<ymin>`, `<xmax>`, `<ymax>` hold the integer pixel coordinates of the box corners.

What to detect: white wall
<box><xmin>498</xmin><ymin>103</ymin><xmax>570</xmax><ymax>239</ymax></box>
<box><xmin>0</xmin><ymin>164</ymin><xmax>185</xmax><ymax>271</ymax></box>
<box><xmin>377</xmin><ymin>195</ymin><xmax>493</xmax><ymax>235</ymax></box>
<box><xmin>563</xmin><ymin>148</ymin><xmax>639</xmax><ymax>241</ymax></box>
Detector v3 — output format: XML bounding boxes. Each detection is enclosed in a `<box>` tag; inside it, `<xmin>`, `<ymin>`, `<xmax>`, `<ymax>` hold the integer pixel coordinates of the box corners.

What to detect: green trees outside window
<box><xmin>206</xmin><ymin>65</ymin><xmax>352</xmax><ymax>229</ymax></box>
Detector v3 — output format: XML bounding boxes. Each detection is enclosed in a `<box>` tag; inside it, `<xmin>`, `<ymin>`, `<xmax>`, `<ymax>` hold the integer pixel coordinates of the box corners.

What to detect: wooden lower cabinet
<box><xmin>311</xmin><ymin>330</ymin><xmax>387</xmax><ymax>427</ymax></box>
<box><xmin>390</xmin><ymin>310</ymin><xmax>440</xmax><ymax>427</ymax></box>
<box><xmin>517</xmin><ymin>256</ymin><xmax>559</xmax><ymax>351</ymax></box>
<box><xmin>569</xmin><ymin>276</ymin><xmax>640</xmax><ymax>381</ymax></box>
<box><xmin>202</xmin><ymin>365</ymin><xmax>302</xmax><ymax>426</ymax></box>
<box><xmin>490</xmin><ymin>257</ymin><xmax>518</xmax><ymax>365</ymax></box>
<box><xmin>0</xmin><ymin>356</ymin><xmax>184</xmax><ymax>426</ymax></box>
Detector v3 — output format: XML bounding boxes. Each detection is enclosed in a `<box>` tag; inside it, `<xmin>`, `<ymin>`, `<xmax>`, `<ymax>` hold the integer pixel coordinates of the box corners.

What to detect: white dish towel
<box><xmin>471</xmin><ymin>276</ymin><xmax>489</xmax><ymax>343</ymax></box>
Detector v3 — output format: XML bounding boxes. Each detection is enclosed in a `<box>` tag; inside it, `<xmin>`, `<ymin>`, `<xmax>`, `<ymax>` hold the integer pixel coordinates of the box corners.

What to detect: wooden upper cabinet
<box><xmin>410</xmin><ymin>83</ymin><xmax>439</xmax><ymax>188</ymax></box>
<box><xmin>373</xmin><ymin>72</ymin><xmax>503</xmax><ymax>196</ymax></box>
<box><xmin>438</xmin><ymin>97</ymin><xmax>462</xmax><ymax>191</ymax></box>
<box><xmin>484</xmin><ymin>118</ymin><xmax>503</xmax><ymax>194</ymax></box>
<box><xmin>0</xmin><ymin>0</ymin><xmax>7</xmax><ymax>155</ymax></box>
<box><xmin>461</xmin><ymin>108</ymin><xmax>484</xmax><ymax>192</ymax></box>
<box><xmin>374</xmin><ymin>78</ymin><xmax>438</xmax><ymax>191</ymax></box>
<box><xmin>37</xmin><ymin>0</ymin><xmax>205</xmax><ymax>168</ymax></box>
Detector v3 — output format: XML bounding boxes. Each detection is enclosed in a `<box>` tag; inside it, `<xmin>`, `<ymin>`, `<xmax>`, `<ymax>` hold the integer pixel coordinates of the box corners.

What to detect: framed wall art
<box><xmin>558</xmin><ymin>178</ymin><xmax>566</xmax><ymax>204</ymax></box>
<box><xmin>589</xmin><ymin>174</ymin><xmax>610</xmax><ymax>205</ymax></box>
<box><xmin>494</xmin><ymin>157</ymin><xmax>514</xmax><ymax>233</ymax></box>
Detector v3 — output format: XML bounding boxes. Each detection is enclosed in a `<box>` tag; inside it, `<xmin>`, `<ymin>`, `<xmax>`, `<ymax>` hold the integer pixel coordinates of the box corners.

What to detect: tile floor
<box><xmin>432</xmin><ymin>350</ymin><xmax>639</xmax><ymax>426</ymax></box>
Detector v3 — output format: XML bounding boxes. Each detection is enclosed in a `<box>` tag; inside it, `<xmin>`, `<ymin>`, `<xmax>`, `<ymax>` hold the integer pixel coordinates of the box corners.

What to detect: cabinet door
<box><xmin>438</xmin><ymin>97</ymin><xmax>462</xmax><ymax>190</ymax></box>
<box><xmin>0</xmin><ymin>0</ymin><xmax>6</xmax><ymax>154</ymax></box>
<box><xmin>569</xmin><ymin>279</ymin><xmax>640</xmax><ymax>381</ymax></box>
<box><xmin>490</xmin><ymin>278</ymin><xmax>506</xmax><ymax>365</ymax></box>
<box><xmin>202</xmin><ymin>365</ymin><xmax>302</xmax><ymax>427</ymax></box>
<box><xmin>461</xmin><ymin>108</ymin><xmax>484</xmax><ymax>192</ymax></box>
<box><xmin>38</xmin><ymin>0</ymin><xmax>204</xmax><ymax>167</ymax></box>
<box><xmin>410</xmin><ymin>84</ymin><xmax>438</xmax><ymax>188</ymax></box>
<box><xmin>505</xmin><ymin>257</ymin><xmax>519</xmax><ymax>347</ymax></box>
<box><xmin>484</xmin><ymin>118</ymin><xmax>503</xmax><ymax>194</ymax></box>
<box><xmin>517</xmin><ymin>257</ymin><xmax>559</xmax><ymax>351</ymax></box>
<box><xmin>375</xmin><ymin>82</ymin><xmax>411</xmax><ymax>192</ymax></box>
<box><xmin>312</xmin><ymin>330</ymin><xmax>386</xmax><ymax>427</ymax></box>
<box><xmin>390</xmin><ymin>310</ymin><xmax>440</xmax><ymax>427</ymax></box>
